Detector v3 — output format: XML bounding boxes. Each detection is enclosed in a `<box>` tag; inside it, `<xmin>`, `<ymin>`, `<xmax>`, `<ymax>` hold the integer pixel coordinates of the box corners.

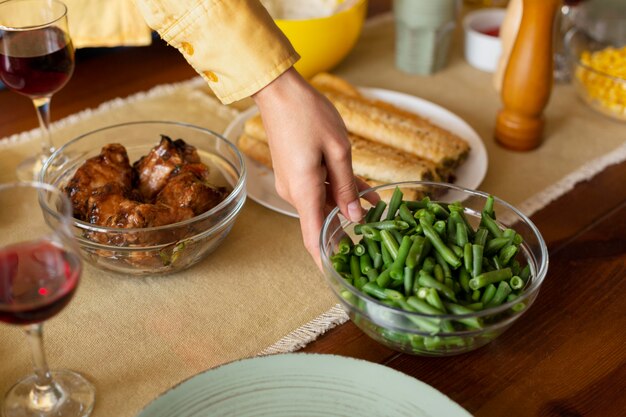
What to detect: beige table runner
<box><xmin>1</xmin><ymin>15</ymin><xmax>626</xmax><ymax>417</ymax></box>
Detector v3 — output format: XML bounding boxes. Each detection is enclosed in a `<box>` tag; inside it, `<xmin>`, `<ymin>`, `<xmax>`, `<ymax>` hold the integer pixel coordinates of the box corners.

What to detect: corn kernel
<box><xmin>576</xmin><ymin>46</ymin><xmax>626</xmax><ymax>119</ymax></box>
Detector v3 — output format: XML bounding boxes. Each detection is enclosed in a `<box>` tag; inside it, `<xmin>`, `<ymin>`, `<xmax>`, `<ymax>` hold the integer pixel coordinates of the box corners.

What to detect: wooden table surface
<box><xmin>1</xmin><ymin>2</ymin><xmax>624</xmax><ymax>416</ymax></box>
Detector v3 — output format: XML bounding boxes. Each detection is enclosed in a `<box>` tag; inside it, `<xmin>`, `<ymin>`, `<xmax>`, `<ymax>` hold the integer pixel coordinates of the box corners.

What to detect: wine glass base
<box><xmin>15</xmin><ymin>155</ymin><xmax>47</xmax><ymax>182</ymax></box>
<box><xmin>2</xmin><ymin>370</ymin><xmax>95</xmax><ymax>417</ymax></box>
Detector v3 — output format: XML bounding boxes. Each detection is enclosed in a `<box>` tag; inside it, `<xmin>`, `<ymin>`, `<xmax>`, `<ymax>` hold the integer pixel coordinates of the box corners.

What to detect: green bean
<box><xmin>444</xmin><ymin>303</ymin><xmax>483</xmax><ymax>329</ymax></box>
<box><xmin>355</xmin><ymin>220</ymin><xmax>409</xmax><ymax>234</ymax></box>
<box><xmin>425</xmin><ymin>288</ymin><xmax>446</xmax><ymax>312</ymax></box>
<box><xmin>448</xmin><ymin>202</ymin><xmax>476</xmax><ymax>239</ymax></box>
<box><xmin>398</xmin><ymin>204</ymin><xmax>418</xmax><ymax>228</ymax></box>
<box><xmin>390</xmin><ymin>229</ymin><xmax>404</xmax><ymax>246</ymax></box>
<box><xmin>520</xmin><ymin>264</ymin><xmax>531</xmax><ymax>282</ymax></box>
<box><xmin>350</xmin><ymin>255</ymin><xmax>361</xmax><ymax>282</ymax></box>
<box><xmin>403</xmin><ymin>266</ymin><xmax>415</xmax><ymax>297</ymax></box>
<box><xmin>433</xmin><ymin>220</ymin><xmax>447</xmax><ymax>238</ymax></box>
<box><xmin>434</xmin><ymin>251</ymin><xmax>452</xmax><ymax>279</ymax></box>
<box><xmin>474</xmin><ymin>228</ymin><xmax>489</xmax><ymax>246</ymax></box>
<box><xmin>472</xmin><ymin>289</ymin><xmax>481</xmax><ymax>302</ymax></box>
<box><xmin>481</xmin><ymin>284</ymin><xmax>497</xmax><ymax>305</ymax></box>
<box><xmin>363</xmin><ymin>237</ymin><xmax>383</xmax><ymax>269</ymax></box>
<box><xmin>469</xmin><ymin>268</ymin><xmax>512</xmax><ymax>290</ymax></box>
<box><xmin>353</xmin><ymin>243</ymin><xmax>366</xmax><ymax>256</ymax></box>
<box><xmin>459</xmin><ymin>267</ymin><xmax>471</xmax><ymax>293</ymax></box>
<box><xmin>406</xmin><ymin>236</ymin><xmax>432</xmax><ymax>267</ymax></box>
<box><xmin>422</xmin><ymin>256</ymin><xmax>436</xmax><ymax>274</ymax></box>
<box><xmin>444</xmin><ymin>278</ymin><xmax>455</xmax><ymax>293</ymax></box>
<box><xmin>483</xmin><ymin>195</ymin><xmax>495</xmax><ymax>218</ymax></box>
<box><xmin>464</xmin><ymin>302</ymin><xmax>483</xmax><ymax>311</ymax></box>
<box><xmin>509</xmin><ymin>275</ymin><xmax>524</xmax><ymax>290</ymax></box>
<box><xmin>485</xmin><ymin>237</ymin><xmax>511</xmax><ymax>256</ymax></box>
<box><xmin>499</xmin><ymin>244</ymin><xmax>518</xmax><ymax>266</ymax></box>
<box><xmin>380</xmin><ymin>230</ymin><xmax>399</xmax><ymax>260</ymax></box>
<box><xmin>417</xmin><ymin>272</ymin><xmax>457</xmax><ymax>301</ymax></box>
<box><xmin>330</xmin><ymin>253</ymin><xmax>349</xmax><ymax>263</ymax></box>
<box><xmin>376</xmin><ymin>268</ymin><xmax>392</xmax><ymax>288</ymax></box>
<box><xmin>486</xmin><ymin>281</ymin><xmax>512</xmax><ymax>307</ymax></box>
<box><xmin>406</xmin><ymin>235</ymin><xmax>425</xmax><ymax>269</ymax></box>
<box><xmin>472</xmin><ymin>244</ymin><xmax>484</xmax><ymax>277</ymax></box>
<box><xmin>395</xmin><ymin>298</ymin><xmax>441</xmax><ymax>334</ymax></box>
<box><xmin>414</xmin><ymin>208</ymin><xmax>435</xmax><ymax>225</ymax></box>
<box><xmin>359</xmin><ymin>253</ymin><xmax>374</xmax><ymax>274</ymax></box>
<box><xmin>455</xmin><ymin>219</ymin><xmax>469</xmax><ymax>247</ymax></box>
<box><xmin>420</xmin><ymin>217</ymin><xmax>462</xmax><ymax>269</ymax></box>
<box><xmin>407</xmin><ymin>295</ymin><xmax>445</xmax><ymax>315</ymax></box>
<box><xmin>390</xmin><ymin>235</ymin><xmax>412</xmax><ymax>280</ymax></box>
<box><xmin>405</xmin><ymin>197</ymin><xmax>430</xmax><ymax>211</ymax></box>
<box><xmin>338</xmin><ymin>236</ymin><xmax>353</xmax><ymax>255</ymax></box>
<box><xmin>481</xmin><ymin>212</ymin><xmax>503</xmax><ymax>238</ymax></box>
<box><xmin>416</xmin><ymin>287</ymin><xmax>429</xmax><ymax>299</ymax></box>
<box><xmin>362</xmin><ymin>282</ymin><xmax>387</xmax><ymax>300</ymax></box>
<box><xmin>492</xmin><ymin>255</ymin><xmax>503</xmax><ymax>270</ymax></box>
<box><xmin>366</xmin><ymin>200</ymin><xmax>387</xmax><ymax>223</ymax></box>
<box><xmin>449</xmin><ymin>244</ymin><xmax>464</xmax><ymax>259</ymax></box>
<box><xmin>332</xmin><ymin>259</ymin><xmax>349</xmax><ymax>273</ymax></box>
<box><xmin>463</xmin><ymin>243</ymin><xmax>473</xmax><ymax>272</ymax></box>
<box><xmin>427</xmin><ymin>202</ymin><xmax>450</xmax><ymax>219</ymax></box>
<box><xmin>385</xmin><ymin>186</ymin><xmax>404</xmax><ymax>220</ymax></box>
<box><xmin>433</xmin><ymin>264</ymin><xmax>444</xmax><ymax>282</ymax></box>
<box><xmin>424</xmin><ymin>336</ymin><xmax>466</xmax><ymax>350</ymax></box>
<box><xmin>365</xmin><ymin>268</ymin><xmax>379</xmax><ymax>283</ymax></box>
<box><xmin>361</xmin><ymin>225</ymin><xmax>382</xmax><ymax>241</ymax></box>
<box><xmin>354</xmin><ymin>276</ymin><xmax>368</xmax><ymax>290</ymax></box>
<box><xmin>383</xmin><ymin>288</ymin><xmax>404</xmax><ymax>302</ymax></box>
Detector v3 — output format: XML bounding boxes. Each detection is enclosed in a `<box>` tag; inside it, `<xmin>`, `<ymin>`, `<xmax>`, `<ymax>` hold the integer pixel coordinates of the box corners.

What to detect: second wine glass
<box><xmin>0</xmin><ymin>0</ymin><xmax>75</xmax><ymax>180</ymax></box>
<box><xmin>0</xmin><ymin>182</ymin><xmax>95</xmax><ymax>417</ymax></box>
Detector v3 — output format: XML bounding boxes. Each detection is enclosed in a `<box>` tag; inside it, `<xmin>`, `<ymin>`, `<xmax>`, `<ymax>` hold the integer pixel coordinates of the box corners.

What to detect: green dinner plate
<box><xmin>136</xmin><ymin>353</ymin><xmax>472</xmax><ymax>417</ymax></box>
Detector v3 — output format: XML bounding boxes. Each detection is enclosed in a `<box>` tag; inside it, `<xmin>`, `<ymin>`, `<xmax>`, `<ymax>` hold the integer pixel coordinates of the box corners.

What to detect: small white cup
<box><xmin>463</xmin><ymin>8</ymin><xmax>506</xmax><ymax>73</ymax></box>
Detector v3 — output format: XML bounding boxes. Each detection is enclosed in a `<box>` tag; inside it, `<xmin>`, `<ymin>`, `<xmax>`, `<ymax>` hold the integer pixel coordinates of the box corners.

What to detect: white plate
<box><xmin>223</xmin><ymin>87</ymin><xmax>488</xmax><ymax>218</ymax></box>
<box><xmin>136</xmin><ymin>353</ymin><xmax>472</xmax><ymax>417</ymax></box>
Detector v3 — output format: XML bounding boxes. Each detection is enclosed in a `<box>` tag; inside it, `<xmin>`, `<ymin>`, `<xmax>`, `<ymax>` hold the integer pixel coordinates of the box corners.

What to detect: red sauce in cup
<box><xmin>480</xmin><ymin>26</ymin><xmax>500</xmax><ymax>37</ymax></box>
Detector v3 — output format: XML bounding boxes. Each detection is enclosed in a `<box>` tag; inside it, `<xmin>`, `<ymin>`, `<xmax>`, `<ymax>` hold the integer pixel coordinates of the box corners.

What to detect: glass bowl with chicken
<box><xmin>40</xmin><ymin>121</ymin><xmax>246</xmax><ymax>276</ymax></box>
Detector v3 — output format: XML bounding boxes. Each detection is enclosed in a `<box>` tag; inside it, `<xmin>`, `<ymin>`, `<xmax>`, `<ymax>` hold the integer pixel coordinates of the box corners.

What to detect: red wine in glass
<box><xmin>0</xmin><ymin>239</ymin><xmax>80</xmax><ymax>325</ymax></box>
<box><xmin>0</xmin><ymin>26</ymin><xmax>74</xmax><ymax>97</ymax></box>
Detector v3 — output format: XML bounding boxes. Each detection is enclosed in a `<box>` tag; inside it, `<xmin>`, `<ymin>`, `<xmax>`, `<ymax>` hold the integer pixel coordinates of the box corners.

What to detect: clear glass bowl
<box><xmin>320</xmin><ymin>182</ymin><xmax>549</xmax><ymax>356</ymax></box>
<box><xmin>566</xmin><ymin>27</ymin><xmax>626</xmax><ymax>122</ymax></box>
<box><xmin>40</xmin><ymin>121</ymin><xmax>246</xmax><ymax>276</ymax></box>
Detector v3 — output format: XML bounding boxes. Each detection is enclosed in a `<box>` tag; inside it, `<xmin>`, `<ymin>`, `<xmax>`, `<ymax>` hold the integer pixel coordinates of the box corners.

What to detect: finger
<box><xmin>290</xmin><ymin>176</ymin><xmax>327</xmax><ymax>269</ymax></box>
<box><xmin>355</xmin><ymin>177</ymin><xmax>380</xmax><ymax>206</ymax></box>
<box><xmin>323</xmin><ymin>141</ymin><xmax>363</xmax><ymax>223</ymax></box>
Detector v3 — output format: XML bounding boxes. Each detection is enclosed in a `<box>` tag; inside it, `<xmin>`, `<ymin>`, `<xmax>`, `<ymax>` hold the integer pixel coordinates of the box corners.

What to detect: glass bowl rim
<box><xmin>319</xmin><ymin>180</ymin><xmax>549</xmax><ymax>320</ymax></box>
<box><xmin>40</xmin><ymin>120</ymin><xmax>247</xmax><ymax>235</ymax></box>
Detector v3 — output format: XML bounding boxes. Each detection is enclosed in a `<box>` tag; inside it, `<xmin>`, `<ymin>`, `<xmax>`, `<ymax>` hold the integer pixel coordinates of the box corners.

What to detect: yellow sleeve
<box><xmin>134</xmin><ymin>0</ymin><xmax>300</xmax><ymax>104</ymax></box>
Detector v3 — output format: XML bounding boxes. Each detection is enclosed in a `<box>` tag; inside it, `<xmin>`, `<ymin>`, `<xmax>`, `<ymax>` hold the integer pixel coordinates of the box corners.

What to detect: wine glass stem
<box><xmin>24</xmin><ymin>323</ymin><xmax>61</xmax><ymax>410</ymax></box>
<box><xmin>32</xmin><ymin>96</ymin><xmax>54</xmax><ymax>157</ymax></box>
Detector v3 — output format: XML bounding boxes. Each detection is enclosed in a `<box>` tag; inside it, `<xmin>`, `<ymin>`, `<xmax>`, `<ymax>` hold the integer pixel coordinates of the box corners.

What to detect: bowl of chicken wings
<box><xmin>40</xmin><ymin>121</ymin><xmax>246</xmax><ymax>275</ymax></box>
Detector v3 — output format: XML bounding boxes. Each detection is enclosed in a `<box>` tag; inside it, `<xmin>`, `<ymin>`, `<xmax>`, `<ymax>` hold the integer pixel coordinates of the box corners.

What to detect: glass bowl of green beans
<box><xmin>320</xmin><ymin>182</ymin><xmax>549</xmax><ymax>356</ymax></box>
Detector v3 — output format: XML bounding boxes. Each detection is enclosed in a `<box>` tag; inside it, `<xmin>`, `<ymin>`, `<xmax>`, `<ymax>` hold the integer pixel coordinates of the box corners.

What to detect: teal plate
<box><xmin>137</xmin><ymin>353</ymin><xmax>472</xmax><ymax>417</ymax></box>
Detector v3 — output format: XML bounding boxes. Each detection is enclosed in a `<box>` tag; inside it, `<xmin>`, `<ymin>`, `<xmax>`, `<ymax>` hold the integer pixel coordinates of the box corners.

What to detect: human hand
<box><xmin>252</xmin><ymin>67</ymin><xmax>368</xmax><ymax>268</ymax></box>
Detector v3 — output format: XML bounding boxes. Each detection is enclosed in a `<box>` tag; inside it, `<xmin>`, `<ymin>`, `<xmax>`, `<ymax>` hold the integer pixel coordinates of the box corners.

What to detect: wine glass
<box><xmin>0</xmin><ymin>182</ymin><xmax>95</xmax><ymax>417</ymax></box>
<box><xmin>0</xmin><ymin>0</ymin><xmax>75</xmax><ymax>181</ymax></box>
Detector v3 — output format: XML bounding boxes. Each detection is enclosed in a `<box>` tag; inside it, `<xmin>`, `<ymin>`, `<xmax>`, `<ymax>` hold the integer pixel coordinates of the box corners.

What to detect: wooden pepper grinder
<box><xmin>495</xmin><ymin>0</ymin><xmax>561</xmax><ymax>151</ymax></box>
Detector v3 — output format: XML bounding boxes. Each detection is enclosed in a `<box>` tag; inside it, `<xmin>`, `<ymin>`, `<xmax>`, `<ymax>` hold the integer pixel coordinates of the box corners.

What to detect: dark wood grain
<box><xmin>2</xmin><ymin>1</ymin><xmax>625</xmax><ymax>416</ymax></box>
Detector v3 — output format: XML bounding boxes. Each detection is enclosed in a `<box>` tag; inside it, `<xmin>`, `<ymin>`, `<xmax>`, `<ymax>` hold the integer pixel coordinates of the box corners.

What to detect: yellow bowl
<box><xmin>275</xmin><ymin>0</ymin><xmax>368</xmax><ymax>79</ymax></box>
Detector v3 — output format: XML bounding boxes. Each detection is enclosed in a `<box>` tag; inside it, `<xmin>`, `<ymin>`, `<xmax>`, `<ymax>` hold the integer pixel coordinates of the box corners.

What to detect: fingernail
<box><xmin>347</xmin><ymin>200</ymin><xmax>363</xmax><ymax>223</ymax></box>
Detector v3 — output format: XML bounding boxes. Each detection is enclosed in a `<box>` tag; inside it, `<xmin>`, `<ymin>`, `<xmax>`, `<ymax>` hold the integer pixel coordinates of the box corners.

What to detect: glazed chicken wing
<box><xmin>156</xmin><ymin>164</ymin><xmax>227</xmax><ymax>216</ymax></box>
<box><xmin>64</xmin><ymin>143</ymin><xmax>133</xmax><ymax>220</ymax></box>
<box><xmin>133</xmin><ymin>135</ymin><xmax>201</xmax><ymax>202</ymax></box>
